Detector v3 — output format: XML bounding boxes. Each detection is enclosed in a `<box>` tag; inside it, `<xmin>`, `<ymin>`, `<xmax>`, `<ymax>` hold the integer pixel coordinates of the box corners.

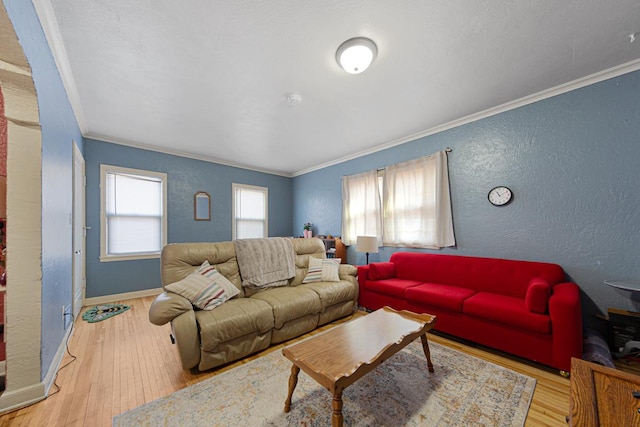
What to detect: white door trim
<box><xmin>72</xmin><ymin>141</ymin><xmax>86</xmax><ymax>317</ymax></box>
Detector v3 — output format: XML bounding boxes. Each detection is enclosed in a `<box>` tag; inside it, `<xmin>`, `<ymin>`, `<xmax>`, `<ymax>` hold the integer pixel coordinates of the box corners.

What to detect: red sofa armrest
<box><xmin>548</xmin><ymin>282</ymin><xmax>583</xmax><ymax>372</ymax></box>
<box><xmin>357</xmin><ymin>265</ymin><xmax>370</xmax><ymax>291</ymax></box>
<box><xmin>369</xmin><ymin>262</ymin><xmax>395</xmax><ymax>280</ymax></box>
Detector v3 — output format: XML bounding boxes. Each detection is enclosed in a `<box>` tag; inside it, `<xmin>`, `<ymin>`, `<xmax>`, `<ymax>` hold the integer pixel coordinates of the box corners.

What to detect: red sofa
<box><xmin>357</xmin><ymin>252</ymin><xmax>582</xmax><ymax>372</ymax></box>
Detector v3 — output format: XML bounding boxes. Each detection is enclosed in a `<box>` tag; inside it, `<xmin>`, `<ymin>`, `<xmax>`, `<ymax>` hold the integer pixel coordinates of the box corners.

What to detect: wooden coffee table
<box><xmin>282</xmin><ymin>306</ymin><xmax>437</xmax><ymax>427</ymax></box>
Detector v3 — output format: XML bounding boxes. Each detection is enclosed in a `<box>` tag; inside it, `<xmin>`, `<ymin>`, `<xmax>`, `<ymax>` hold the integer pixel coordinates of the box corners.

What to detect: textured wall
<box><xmin>83</xmin><ymin>139</ymin><xmax>293</xmax><ymax>297</ymax></box>
<box><xmin>294</xmin><ymin>69</ymin><xmax>640</xmax><ymax>329</ymax></box>
<box><xmin>4</xmin><ymin>0</ymin><xmax>83</xmax><ymax>380</ymax></box>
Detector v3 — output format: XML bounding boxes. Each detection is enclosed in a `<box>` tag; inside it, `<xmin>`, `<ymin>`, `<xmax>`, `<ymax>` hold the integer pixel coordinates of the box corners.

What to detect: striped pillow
<box><xmin>302</xmin><ymin>257</ymin><xmax>341</xmax><ymax>283</ymax></box>
<box><xmin>165</xmin><ymin>261</ymin><xmax>240</xmax><ymax>310</ymax></box>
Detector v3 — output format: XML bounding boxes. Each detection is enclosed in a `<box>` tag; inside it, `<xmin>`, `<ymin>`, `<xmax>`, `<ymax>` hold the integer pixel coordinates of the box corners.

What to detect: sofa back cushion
<box><xmin>161</xmin><ymin>242</ymin><xmax>244</xmax><ymax>297</ymax></box>
<box><xmin>289</xmin><ymin>238</ymin><xmax>328</xmax><ymax>286</ymax></box>
<box><xmin>164</xmin><ymin>261</ymin><xmax>241</xmax><ymax>310</ymax></box>
<box><xmin>389</xmin><ymin>252</ymin><xmax>565</xmax><ymax>299</ymax></box>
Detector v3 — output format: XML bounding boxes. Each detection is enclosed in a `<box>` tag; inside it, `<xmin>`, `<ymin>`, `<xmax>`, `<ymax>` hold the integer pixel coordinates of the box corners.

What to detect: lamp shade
<box><xmin>356</xmin><ymin>236</ymin><xmax>378</xmax><ymax>254</ymax></box>
<box><xmin>336</xmin><ymin>37</ymin><xmax>377</xmax><ymax>74</ymax></box>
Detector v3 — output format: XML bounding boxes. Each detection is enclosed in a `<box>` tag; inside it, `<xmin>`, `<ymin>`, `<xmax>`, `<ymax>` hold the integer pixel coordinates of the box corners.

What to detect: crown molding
<box><xmin>27</xmin><ymin>0</ymin><xmax>640</xmax><ymax>178</ymax></box>
<box><xmin>31</xmin><ymin>0</ymin><xmax>88</xmax><ymax>133</ymax></box>
<box><xmin>84</xmin><ymin>132</ymin><xmax>292</xmax><ymax>178</ymax></box>
<box><xmin>292</xmin><ymin>58</ymin><xmax>640</xmax><ymax>177</ymax></box>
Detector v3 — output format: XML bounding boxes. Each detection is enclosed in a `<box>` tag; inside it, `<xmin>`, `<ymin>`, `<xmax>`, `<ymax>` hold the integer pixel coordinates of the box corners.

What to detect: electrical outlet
<box><xmin>63</xmin><ymin>304</ymin><xmax>72</xmax><ymax>330</ymax></box>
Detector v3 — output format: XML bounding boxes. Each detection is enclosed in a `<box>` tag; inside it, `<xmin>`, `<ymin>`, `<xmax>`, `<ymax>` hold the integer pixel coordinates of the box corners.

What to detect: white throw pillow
<box><xmin>302</xmin><ymin>257</ymin><xmax>341</xmax><ymax>283</ymax></box>
<box><xmin>165</xmin><ymin>261</ymin><xmax>240</xmax><ymax>310</ymax></box>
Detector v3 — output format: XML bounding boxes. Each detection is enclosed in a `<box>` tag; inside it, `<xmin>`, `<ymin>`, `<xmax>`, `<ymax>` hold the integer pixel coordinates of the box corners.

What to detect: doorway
<box><xmin>0</xmin><ymin>2</ymin><xmax>45</xmax><ymax>408</ymax></box>
<box><xmin>72</xmin><ymin>142</ymin><xmax>85</xmax><ymax>317</ymax></box>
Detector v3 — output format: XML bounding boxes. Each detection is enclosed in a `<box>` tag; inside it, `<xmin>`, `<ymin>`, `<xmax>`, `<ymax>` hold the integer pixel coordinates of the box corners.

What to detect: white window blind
<box><xmin>233</xmin><ymin>183</ymin><xmax>268</xmax><ymax>239</ymax></box>
<box><xmin>100</xmin><ymin>165</ymin><xmax>167</xmax><ymax>261</ymax></box>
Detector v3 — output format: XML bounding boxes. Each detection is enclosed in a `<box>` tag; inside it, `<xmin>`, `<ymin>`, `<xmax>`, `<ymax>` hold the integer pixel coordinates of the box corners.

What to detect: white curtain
<box><xmin>383</xmin><ymin>150</ymin><xmax>455</xmax><ymax>248</ymax></box>
<box><xmin>341</xmin><ymin>170</ymin><xmax>382</xmax><ymax>246</ymax></box>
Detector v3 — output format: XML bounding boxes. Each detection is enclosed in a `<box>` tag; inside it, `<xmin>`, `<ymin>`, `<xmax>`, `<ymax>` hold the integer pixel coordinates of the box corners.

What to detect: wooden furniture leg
<box><xmin>282</xmin><ymin>308</ymin><xmax>437</xmax><ymax>424</ymax></box>
<box><xmin>420</xmin><ymin>334</ymin><xmax>435</xmax><ymax>373</ymax></box>
<box><xmin>332</xmin><ymin>388</ymin><xmax>344</xmax><ymax>427</ymax></box>
<box><xmin>284</xmin><ymin>364</ymin><xmax>300</xmax><ymax>413</ymax></box>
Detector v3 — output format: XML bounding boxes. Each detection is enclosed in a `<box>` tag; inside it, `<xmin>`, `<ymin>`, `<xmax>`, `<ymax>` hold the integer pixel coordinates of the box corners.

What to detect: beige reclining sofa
<box><xmin>149</xmin><ymin>237</ymin><xmax>358</xmax><ymax>371</ymax></box>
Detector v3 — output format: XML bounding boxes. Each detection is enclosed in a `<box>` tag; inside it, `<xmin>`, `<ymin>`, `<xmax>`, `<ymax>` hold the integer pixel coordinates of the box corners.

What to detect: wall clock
<box><xmin>488</xmin><ymin>186</ymin><xmax>513</xmax><ymax>206</ymax></box>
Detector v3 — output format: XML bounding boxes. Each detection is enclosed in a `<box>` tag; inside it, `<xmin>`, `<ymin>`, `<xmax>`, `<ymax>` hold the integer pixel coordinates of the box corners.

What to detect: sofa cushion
<box><xmin>196</xmin><ymin>298</ymin><xmax>274</xmax><ymax>351</ymax></box>
<box><xmin>365</xmin><ymin>278</ymin><xmax>423</xmax><ymax>298</ymax></box>
<box><xmin>463</xmin><ymin>292</ymin><xmax>550</xmax><ymax>334</ymax></box>
<box><xmin>298</xmin><ymin>280</ymin><xmax>357</xmax><ymax>310</ymax></box>
<box><xmin>525</xmin><ymin>278</ymin><xmax>551</xmax><ymax>314</ymax></box>
<box><xmin>161</xmin><ymin>241</ymin><xmax>243</xmax><ymax>296</ymax></box>
<box><xmin>405</xmin><ymin>283</ymin><xmax>476</xmax><ymax>312</ymax></box>
<box><xmin>303</xmin><ymin>257</ymin><xmax>340</xmax><ymax>283</ymax></box>
<box><xmin>369</xmin><ymin>262</ymin><xmax>396</xmax><ymax>280</ymax></box>
<box><xmin>164</xmin><ymin>261</ymin><xmax>240</xmax><ymax>310</ymax></box>
<box><xmin>290</xmin><ymin>238</ymin><xmax>329</xmax><ymax>286</ymax></box>
<box><xmin>388</xmin><ymin>252</ymin><xmax>565</xmax><ymax>298</ymax></box>
<box><xmin>250</xmin><ymin>286</ymin><xmax>322</xmax><ymax>328</ymax></box>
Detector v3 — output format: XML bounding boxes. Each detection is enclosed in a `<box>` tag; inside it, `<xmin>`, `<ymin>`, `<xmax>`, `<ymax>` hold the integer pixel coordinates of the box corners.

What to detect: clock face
<box><xmin>488</xmin><ymin>186</ymin><xmax>513</xmax><ymax>206</ymax></box>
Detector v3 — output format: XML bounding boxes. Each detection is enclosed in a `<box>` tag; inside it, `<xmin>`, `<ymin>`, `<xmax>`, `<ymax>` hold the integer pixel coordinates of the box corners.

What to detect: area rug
<box><xmin>113</xmin><ymin>339</ymin><xmax>535</xmax><ymax>426</ymax></box>
<box><xmin>82</xmin><ymin>304</ymin><xmax>130</xmax><ymax>323</ymax></box>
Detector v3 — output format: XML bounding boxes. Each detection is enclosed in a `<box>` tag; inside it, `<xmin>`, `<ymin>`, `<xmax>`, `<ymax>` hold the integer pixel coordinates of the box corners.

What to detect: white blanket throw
<box><xmin>234</xmin><ymin>237</ymin><xmax>296</xmax><ymax>289</ymax></box>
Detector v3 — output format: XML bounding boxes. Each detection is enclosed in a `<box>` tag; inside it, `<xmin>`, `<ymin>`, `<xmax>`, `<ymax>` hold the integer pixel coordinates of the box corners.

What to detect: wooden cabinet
<box><xmin>569</xmin><ymin>357</ymin><xmax>640</xmax><ymax>426</ymax></box>
<box><xmin>319</xmin><ymin>238</ymin><xmax>347</xmax><ymax>264</ymax></box>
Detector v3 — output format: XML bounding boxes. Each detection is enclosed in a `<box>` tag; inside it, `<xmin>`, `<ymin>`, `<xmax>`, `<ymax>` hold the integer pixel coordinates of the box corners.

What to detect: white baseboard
<box><xmin>0</xmin><ymin>310</ymin><xmax>74</xmax><ymax>414</ymax></box>
<box><xmin>42</xmin><ymin>323</ymin><xmax>74</xmax><ymax>396</ymax></box>
<box><xmin>0</xmin><ymin>287</ymin><xmax>164</xmax><ymax>415</ymax></box>
<box><xmin>0</xmin><ymin>382</ymin><xmax>46</xmax><ymax>414</ymax></box>
<box><xmin>84</xmin><ymin>288</ymin><xmax>163</xmax><ymax>306</ymax></box>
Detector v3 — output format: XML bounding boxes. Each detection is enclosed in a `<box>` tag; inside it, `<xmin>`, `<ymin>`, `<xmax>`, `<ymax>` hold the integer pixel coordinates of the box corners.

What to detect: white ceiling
<box><xmin>34</xmin><ymin>1</ymin><xmax>640</xmax><ymax>176</ymax></box>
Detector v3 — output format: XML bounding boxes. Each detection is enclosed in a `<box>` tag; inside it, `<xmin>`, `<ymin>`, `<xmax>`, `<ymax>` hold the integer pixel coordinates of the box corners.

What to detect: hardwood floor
<box><xmin>0</xmin><ymin>296</ymin><xmax>578</xmax><ymax>426</ymax></box>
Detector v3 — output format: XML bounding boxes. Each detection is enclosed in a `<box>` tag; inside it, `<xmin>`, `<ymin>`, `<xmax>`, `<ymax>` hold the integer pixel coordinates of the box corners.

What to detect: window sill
<box><xmin>100</xmin><ymin>253</ymin><xmax>161</xmax><ymax>262</ymax></box>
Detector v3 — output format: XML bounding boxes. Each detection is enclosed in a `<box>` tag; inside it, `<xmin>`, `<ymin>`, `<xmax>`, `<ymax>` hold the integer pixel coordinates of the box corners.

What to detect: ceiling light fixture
<box><xmin>336</xmin><ymin>37</ymin><xmax>377</xmax><ymax>74</ymax></box>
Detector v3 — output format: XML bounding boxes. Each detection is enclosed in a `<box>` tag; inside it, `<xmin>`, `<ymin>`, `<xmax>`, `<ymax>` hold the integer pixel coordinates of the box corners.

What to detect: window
<box><xmin>342</xmin><ymin>150</ymin><xmax>455</xmax><ymax>249</ymax></box>
<box><xmin>100</xmin><ymin>165</ymin><xmax>167</xmax><ymax>261</ymax></box>
<box><xmin>232</xmin><ymin>183</ymin><xmax>268</xmax><ymax>239</ymax></box>
<box><xmin>383</xmin><ymin>152</ymin><xmax>455</xmax><ymax>248</ymax></box>
<box><xmin>341</xmin><ymin>170</ymin><xmax>382</xmax><ymax>246</ymax></box>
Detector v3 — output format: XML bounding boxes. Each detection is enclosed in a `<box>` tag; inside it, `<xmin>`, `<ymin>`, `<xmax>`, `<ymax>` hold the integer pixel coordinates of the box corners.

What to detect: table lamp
<box><xmin>356</xmin><ymin>236</ymin><xmax>378</xmax><ymax>265</ymax></box>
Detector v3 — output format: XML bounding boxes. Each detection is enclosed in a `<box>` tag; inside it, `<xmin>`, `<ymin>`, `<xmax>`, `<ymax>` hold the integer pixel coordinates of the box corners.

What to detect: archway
<box><xmin>0</xmin><ymin>2</ymin><xmax>45</xmax><ymax>411</ymax></box>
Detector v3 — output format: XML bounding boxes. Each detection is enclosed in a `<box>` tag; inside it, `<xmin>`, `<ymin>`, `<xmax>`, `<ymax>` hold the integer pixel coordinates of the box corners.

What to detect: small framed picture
<box><xmin>194</xmin><ymin>192</ymin><xmax>210</xmax><ymax>221</ymax></box>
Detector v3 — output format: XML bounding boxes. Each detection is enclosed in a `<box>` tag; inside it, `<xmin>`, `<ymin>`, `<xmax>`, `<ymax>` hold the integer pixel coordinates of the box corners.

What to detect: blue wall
<box><xmin>294</xmin><ymin>70</ymin><xmax>640</xmax><ymax>329</ymax></box>
<box><xmin>7</xmin><ymin>0</ymin><xmax>640</xmax><ymax>359</ymax></box>
<box><xmin>4</xmin><ymin>0</ymin><xmax>83</xmax><ymax>378</ymax></box>
<box><xmin>83</xmin><ymin>139</ymin><xmax>293</xmax><ymax>297</ymax></box>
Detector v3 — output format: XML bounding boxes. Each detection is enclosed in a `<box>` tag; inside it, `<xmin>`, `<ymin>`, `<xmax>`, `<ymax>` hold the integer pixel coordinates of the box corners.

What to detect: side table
<box><xmin>569</xmin><ymin>357</ymin><xmax>640</xmax><ymax>426</ymax></box>
<box><xmin>604</xmin><ymin>280</ymin><xmax>640</xmax><ymax>292</ymax></box>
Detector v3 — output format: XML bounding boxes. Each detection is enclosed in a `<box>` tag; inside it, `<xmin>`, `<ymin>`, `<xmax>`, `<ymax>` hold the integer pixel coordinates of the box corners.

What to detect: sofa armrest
<box><xmin>548</xmin><ymin>282</ymin><xmax>583</xmax><ymax>372</ymax></box>
<box><xmin>357</xmin><ymin>265</ymin><xmax>370</xmax><ymax>285</ymax></box>
<box><xmin>171</xmin><ymin>310</ymin><xmax>201</xmax><ymax>369</ymax></box>
<box><xmin>149</xmin><ymin>292</ymin><xmax>201</xmax><ymax>370</ymax></box>
<box><xmin>338</xmin><ymin>264</ymin><xmax>357</xmax><ymax>278</ymax></box>
<box><xmin>368</xmin><ymin>262</ymin><xmax>395</xmax><ymax>280</ymax></box>
<box><xmin>149</xmin><ymin>291</ymin><xmax>194</xmax><ymax>325</ymax></box>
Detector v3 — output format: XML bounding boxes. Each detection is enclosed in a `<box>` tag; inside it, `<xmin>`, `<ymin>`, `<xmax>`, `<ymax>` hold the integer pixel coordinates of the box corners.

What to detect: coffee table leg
<box><xmin>332</xmin><ymin>389</ymin><xmax>344</xmax><ymax>427</ymax></box>
<box><xmin>284</xmin><ymin>364</ymin><xmax>300</xmax><ymax>413</ymax></box>
<box><xmin>420</xmin><ymin>334</ymin><xmax>435</xmax><ymax>373</ymax></box>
